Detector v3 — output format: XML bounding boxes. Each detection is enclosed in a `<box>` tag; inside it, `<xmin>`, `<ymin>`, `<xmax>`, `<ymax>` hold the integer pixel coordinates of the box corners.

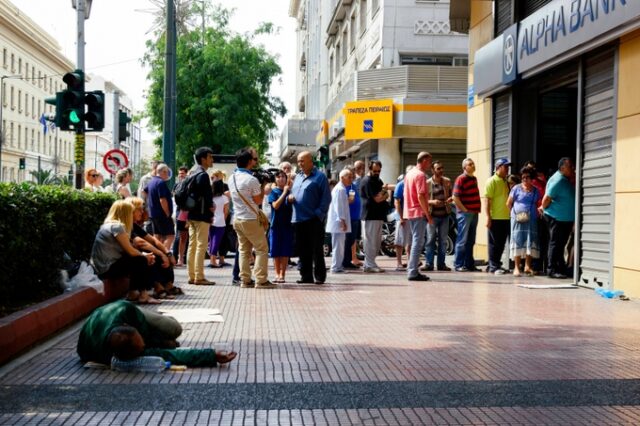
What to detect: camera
<box><xmin>252</xmin><ymin>168</ymin><xmax>278</xmax><ymax>184</ymax></box>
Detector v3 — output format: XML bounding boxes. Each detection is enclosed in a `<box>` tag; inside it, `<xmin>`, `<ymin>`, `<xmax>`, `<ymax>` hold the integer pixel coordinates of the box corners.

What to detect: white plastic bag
<box><xmin>63</xmin><ymin>261</ymin><xmax>104</xmax><ymax>294</ymax></box>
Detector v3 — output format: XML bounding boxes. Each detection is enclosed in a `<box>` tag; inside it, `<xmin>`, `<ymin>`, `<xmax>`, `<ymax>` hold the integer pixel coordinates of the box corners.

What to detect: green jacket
<box><xmin>77</xmin><ymin>300</ymin><xmax>217</xmax><ymax>367</ymax></box>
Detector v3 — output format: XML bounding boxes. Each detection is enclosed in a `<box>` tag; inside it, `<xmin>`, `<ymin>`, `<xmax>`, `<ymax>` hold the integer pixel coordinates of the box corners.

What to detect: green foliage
<box><xmin>29</xmin><ymin>169</ymin><xmax>75</xmax><ymax>186</ymax></box>
<box><xmin>0</xmin><ymin>183</ymin><xmax>117</xmax><ymax>315</ymax></box>
<box><xmin>143</xmin><ymin>7</ymin><xmax>287</xmax><ymax>166</ymax></box>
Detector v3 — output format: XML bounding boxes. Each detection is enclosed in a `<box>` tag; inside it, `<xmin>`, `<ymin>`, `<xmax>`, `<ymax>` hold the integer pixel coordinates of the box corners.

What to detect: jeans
<box><xmin>487</xmin><ymin>219</ymin><xmax>510</xmax><ymax>271</ymax></box>
<box><xmin>408</xmin><ymin>218</ymin><xmax>427</xmax><ymax>278</ymax></box>
<box><xmin>362</xmin><ymin>220</ymin><xmax>382</xmax><ymax>269</ymax></box>
<box><xmin>454</xmin><ymin>212</ymin><xmax>478</xmax><ymax>269</ymax></box>
<box><xmin>330</xmin><ymin>233</ymin><xmax>346</xmax><ymax>272</ymax></box>
<box><xmin>425</xmin><ymin>215</ymin><xmax>449</xmax><ymax>268</ymax></box>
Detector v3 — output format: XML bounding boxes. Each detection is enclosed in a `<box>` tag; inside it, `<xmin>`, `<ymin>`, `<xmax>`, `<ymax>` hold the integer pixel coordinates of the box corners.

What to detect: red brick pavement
<box><xmin>1</xmin><ymin>256</ymin><xmax>640</xmax><ymax>424</ymax></box>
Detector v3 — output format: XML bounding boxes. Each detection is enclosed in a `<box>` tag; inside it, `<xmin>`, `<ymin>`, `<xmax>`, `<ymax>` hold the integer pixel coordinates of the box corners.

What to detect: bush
<box><xmin>0</xmin><ymin>183</ymin><xmax>117</xmax><ymax>316</ymax></box>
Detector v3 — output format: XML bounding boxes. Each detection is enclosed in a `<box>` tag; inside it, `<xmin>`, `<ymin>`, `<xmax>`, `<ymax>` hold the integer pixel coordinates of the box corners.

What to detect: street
<box><xmin>1</xmin><ymin>256</ymin><xmax>639</xmax><ymax>425</ymax></box>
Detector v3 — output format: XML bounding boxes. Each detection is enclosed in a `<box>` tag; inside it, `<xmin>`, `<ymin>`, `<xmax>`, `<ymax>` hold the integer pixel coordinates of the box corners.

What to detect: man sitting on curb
<box><xmin>77</xmin><ymin>300</ymin><xmax>237</xmax><ymax>367</ymax></box>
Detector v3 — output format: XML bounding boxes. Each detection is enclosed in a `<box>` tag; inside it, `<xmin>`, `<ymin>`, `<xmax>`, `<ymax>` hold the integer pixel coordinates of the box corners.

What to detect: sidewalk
<box><xmin>1</xmin><ymin>256</ymin><xmax>639</xmax><ymax>425</ymax></box>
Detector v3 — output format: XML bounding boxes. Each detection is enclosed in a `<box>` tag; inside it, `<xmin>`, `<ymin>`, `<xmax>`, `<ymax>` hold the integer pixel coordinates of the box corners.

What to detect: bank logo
<box><xmin>363</xmin><ymin>120</ymin><xmax>373</xmax><ymax>133</ymax></box>
<box><xmin>503</xmin><ymin>34</ymin><xmax>515</xmax><ymax>76</ymax></box>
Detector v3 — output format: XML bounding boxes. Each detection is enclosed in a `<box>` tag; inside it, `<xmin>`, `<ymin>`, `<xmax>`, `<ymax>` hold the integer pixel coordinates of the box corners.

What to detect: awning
<box><xmin>449</xmin><ymin>0</ymin><xmax>470</xmax><ymax>34</ymax></box>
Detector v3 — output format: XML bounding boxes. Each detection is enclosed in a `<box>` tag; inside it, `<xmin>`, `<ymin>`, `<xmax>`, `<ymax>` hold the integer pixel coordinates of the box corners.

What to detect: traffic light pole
<box><xmin>162</xmin><ymin>0</ymin><xmax>177</xmax><ymax>187</ymax></box>
<box><xmin>74</xmin><ymin>0</ymin><xmax>87</xmax><ymax>189</ymax></box>
<box><xmin>112</xmin><ymin>91</ymin><xmax>120</xmax><ymax>149</ymax></box>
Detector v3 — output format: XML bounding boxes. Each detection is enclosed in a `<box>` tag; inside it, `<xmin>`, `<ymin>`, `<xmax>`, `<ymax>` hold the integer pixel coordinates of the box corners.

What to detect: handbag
<box><xmin>514</xmin><ymin>186</ymin><xmax>537</xmax><ymax>223</ymax></box>
<box><xmin>232</xmin><ymin>174</ymin><xmax>270</xmax><ymax>232</ymax></box>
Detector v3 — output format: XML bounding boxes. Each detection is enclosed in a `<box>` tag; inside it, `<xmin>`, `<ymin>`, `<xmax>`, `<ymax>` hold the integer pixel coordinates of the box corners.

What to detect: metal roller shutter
<box><xmin>493</xmin><ymin>92</ymin><xmax>512</xmax><ymax>164</ymax></box>
<box><xmin>522</xmin><ymin>0</ymin><xmax>553</xmax><ymax>18</ymax></box>
<box><xmin>495</xmin><ymin>0</ymin><xmax>513</xmax><ymax>36</ymax></box>
<box><xmin>578</xmin><ymin>48</ymin><xmax>616</xmax><ymax>288</ymax></box>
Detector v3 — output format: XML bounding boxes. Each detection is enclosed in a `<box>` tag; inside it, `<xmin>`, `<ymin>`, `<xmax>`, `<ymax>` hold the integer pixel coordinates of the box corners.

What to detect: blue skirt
<box><xmin>269</xmin><ymin>226</ymin><xmax>294</xmax><ymax>258</ymax></box>
<box><xmin>510</xmin><ymin>217</ymin><xmax>540</xmax><ymax>258</ymax></box>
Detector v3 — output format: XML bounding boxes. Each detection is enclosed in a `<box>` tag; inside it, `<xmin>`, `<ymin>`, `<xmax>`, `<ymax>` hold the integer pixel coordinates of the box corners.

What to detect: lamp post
<box><xmin>0</xmin><ymin>74</ymin><xmax>22</xmax><ymax>182</ymax></box>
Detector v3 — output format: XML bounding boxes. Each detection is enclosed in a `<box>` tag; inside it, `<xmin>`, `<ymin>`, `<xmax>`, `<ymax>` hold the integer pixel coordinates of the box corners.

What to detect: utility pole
<box><xmin>162</xmin><ymin>0</ymin><xmax>177</xmax><ymax>187</ymax></box>
<box><xmin>73</xmin><ymin>0</ymin><xmax>87</xmax><ymax>189</ymax></box>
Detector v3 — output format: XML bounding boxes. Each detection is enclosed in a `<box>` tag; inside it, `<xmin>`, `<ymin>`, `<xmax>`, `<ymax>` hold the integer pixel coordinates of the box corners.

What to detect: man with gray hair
<box><xmin>326</xmin><ymin>169</ymin><xmax>352</xmax><ymax>273</ymax></box>
<box><xmin>145</xmin><ymin>163</ymin><xmax>176</xmax><ymax>251</ymax></box>
<box><xmin>452</xmin><ymin>158</ymin><xmax>481</xmax><ymax>272</ymax></box>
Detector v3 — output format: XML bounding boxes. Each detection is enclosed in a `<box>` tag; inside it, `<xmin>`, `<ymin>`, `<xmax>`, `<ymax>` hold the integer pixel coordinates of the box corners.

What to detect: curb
<box><xmin>0</xmin><ymin>278</ymin><xmax>129</xmax><ymax>366</ymax></box>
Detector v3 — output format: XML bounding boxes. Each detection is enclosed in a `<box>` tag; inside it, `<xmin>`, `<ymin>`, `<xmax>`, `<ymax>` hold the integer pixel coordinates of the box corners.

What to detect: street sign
<box><xmin>103</xmin><ymin>149</ymin><xmax>129</xmax><ymax>174</ymax></box>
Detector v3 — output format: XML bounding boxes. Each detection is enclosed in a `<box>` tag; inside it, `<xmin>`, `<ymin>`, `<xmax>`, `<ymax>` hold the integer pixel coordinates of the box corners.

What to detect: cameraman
<box><xmin>230</xmin><ymin>148</ymin><xmax>276</xmax><ymax>289</ymax></box>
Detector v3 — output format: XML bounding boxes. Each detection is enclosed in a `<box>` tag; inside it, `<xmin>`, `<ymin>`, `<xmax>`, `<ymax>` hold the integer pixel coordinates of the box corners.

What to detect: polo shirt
<box><xmin>290</xmin><ymin>167</ymin><xmax>331</xmax><ymax>223</ymax></box>
<box><xmin>403</xmin><ymin>167</ymin><xmax>428</xmax><ymax>219</ymax></box>
<box><xmin>145</xmin><ymin>176</ymin><xmax>173</xmax><ymax>219</ymax></box>
<box><xmin>360</xmin><ymin>175</ymin><xmax>387</xmax><ymax>220</ymax></box>
<box><xmin>544</xmin><ymin>171</ymin><xmax>575</xmax><ymax>222</ymax></box>
<box><xmin>453</xmin><ymin>173</ymin><xmax>481</xmax><ymax>213</ymax></box>
<box><xmin>484</xmin><ymin>173</ymin><xmax>510</xmax><ymax>220</ymax></box>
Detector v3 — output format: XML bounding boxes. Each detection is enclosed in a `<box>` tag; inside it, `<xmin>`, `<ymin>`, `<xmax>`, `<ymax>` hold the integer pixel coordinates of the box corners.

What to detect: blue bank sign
<box><xmin>518</xmin><ymin>0</ymin><xmax>640</xmax><ymax>73</ymax></box>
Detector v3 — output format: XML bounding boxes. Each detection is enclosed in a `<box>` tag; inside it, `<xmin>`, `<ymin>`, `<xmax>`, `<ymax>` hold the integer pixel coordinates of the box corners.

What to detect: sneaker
<box><xmin>256</xmin><ymin>280</ymin><xmax>277</xmax><ymax>289</ymax></box>
<box><xmin>363</xmin><ymin>267</ymin><xmax>384</xmax><ymax>273</ymax></box>
<box><xmin>420</xmin><ymin>265</ymin><xmax>434</xmax><ymax>272</ymax></box>
<box><xmin>550</xmin><ymin>272</ymin><xmax>567</xmax><ymax>279</ymax></box>
<box><xmin>437</xmin><ymin>265</ymin><xmax>452</xmax><ymax>271</ymax></box>
<box><xmin>455</xmin><ymin>266</ymin><xmax>469</xmax><ymax>272</ymax></box>
<box><xmin>494</xmin><ymin>269</ymin><xmax>507</xmax><ymax>275</ymax></box>
<box><xmin>395</xmin><ymin>266</ymin><xmax>406</xmax><ymax>271</ymax></box>
<box><xmin>231</xmin><ymin>278</ymin><xmax>241</xmax><ymax>286</ymax></box>
<box><xmin>408</xmin><ymin>274</ymin><xmax>431</xmax><ymax>282</ymax></box>
<box><xmin>240</xmin><ymin>280</ymin><xmax>256</xmax><ymax>288</ymax></box>
<box><xmin>331</xmin><ymin>269</ymin><xmax>345</xmax><ymax>274</ymax></box>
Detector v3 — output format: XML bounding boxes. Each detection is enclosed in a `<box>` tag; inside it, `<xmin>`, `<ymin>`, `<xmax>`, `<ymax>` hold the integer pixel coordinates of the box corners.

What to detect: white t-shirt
<box><xmin>230</xmin><ymin>171</ymin><xmax>262</xmax><ymax>220</ymax></box>
<box><xmin>212</xmin><ymin>195</ymin><xmax>229</xmax><ymax>227</ymax></box>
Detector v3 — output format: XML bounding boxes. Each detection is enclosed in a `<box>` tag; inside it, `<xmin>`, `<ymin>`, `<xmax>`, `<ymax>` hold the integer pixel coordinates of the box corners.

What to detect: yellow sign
<box><xmin>344</xmin><ymin>99</ymin><xmax>394</xmax><ymax>140</ymax></box>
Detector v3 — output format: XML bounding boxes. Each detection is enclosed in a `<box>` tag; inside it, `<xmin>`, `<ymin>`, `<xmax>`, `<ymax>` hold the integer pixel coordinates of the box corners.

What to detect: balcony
<box><xmin>356</xmin><ymin>65</ymin><xmax>468</xmax><ymax>101</ymax></box>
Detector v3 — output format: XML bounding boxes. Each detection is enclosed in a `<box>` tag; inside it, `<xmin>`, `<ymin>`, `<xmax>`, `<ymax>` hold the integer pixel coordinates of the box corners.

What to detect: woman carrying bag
<box><xmin>507</xmin><ymin>167</ymin><xmax>541</xmax><ymax>277</ymax></box>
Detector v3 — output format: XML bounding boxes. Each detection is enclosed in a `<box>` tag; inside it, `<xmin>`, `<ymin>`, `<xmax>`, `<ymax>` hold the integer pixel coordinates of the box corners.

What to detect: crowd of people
<box><xmin>87</xmin><ymin>147</ymin><xmax>577</xmax><ymax>298</ymax></box>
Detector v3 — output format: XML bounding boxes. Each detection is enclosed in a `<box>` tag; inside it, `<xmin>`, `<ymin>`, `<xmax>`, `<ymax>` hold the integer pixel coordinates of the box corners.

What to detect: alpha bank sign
<box><xmin>474</xmin><ymin>0</ymin><xmax>640</xmax><ymax>97</ymax></box>
<box><xmin>518</xmin><ymin>0</ymin><xmax>640</xmax><ymax>73</ymax></box>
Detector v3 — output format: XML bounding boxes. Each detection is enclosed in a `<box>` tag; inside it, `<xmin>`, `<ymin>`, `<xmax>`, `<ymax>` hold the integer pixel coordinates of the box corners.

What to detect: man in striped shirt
<box><xmin>452</xmin><ymin>158</ymin><xmax>481</xmax><ymax>272</ymax></box>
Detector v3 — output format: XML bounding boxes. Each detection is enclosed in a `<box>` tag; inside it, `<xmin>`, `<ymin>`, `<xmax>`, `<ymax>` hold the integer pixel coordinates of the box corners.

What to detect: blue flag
<box><xmin>39</xmin><ymin>114</ymin><xmax>47</xmax><ymax>135</ymax></box>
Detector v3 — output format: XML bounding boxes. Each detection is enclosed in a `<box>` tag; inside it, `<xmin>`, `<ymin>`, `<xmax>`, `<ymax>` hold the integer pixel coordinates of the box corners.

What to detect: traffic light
<box><xmin>19</xmin><ymin>158</ymin><xmax>26</xmax><ymax>170</ymax></box>
<box><xmin>118</xmin><ymin>110</ymin><xmax>131</xmax><ymax>142</ymax></box>
<box><xmin>44</xmin><ymin>93</ymin><xmax>64</xmax><ymax>128</ymax></box>
<box><xmin>84</xmin><ymin>91</ymin><xmax>104</xmax><ymax>131</ymax></box>
<box><xmin>60</xmin><ymin>70</ymin><xmax>84</xmax><ymax>131</ymax></box>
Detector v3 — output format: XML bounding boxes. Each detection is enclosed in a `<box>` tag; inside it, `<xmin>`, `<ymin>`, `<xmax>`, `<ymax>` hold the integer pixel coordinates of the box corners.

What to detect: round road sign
<box><xmin>103</xmin><ymin>149</ymin><xmax>129</xmax><ymax>174</ymax></box>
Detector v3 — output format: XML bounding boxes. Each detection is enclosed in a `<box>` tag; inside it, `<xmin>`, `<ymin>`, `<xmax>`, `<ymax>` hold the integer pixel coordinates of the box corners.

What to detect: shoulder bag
<box><xmin>232</xmin><ymin>174</ymin><xmax>270</xmax><ymax>232</ymax></box>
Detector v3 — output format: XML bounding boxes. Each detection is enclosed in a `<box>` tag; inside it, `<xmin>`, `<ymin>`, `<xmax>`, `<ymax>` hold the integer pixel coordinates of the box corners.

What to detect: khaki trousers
<box><xmin>233</xmin><ymin>218</ymin><xmax>268</xmax><ymax>285</ymax></box>
<box><xmin>187</xmin><ymin>220</ymin><xmax>210</xmax><ymax>281</ymax></box>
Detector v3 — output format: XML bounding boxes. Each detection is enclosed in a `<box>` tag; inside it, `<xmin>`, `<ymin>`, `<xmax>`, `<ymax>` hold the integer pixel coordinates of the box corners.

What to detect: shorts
<box><xmin>350</xmin><ymin>219</ymin><xmax>362</xmax><ymax>240</ymax></box>
<box><xmin>151</xmin><ymin>216</ymin><xmax>175</xmax><ymax>236</ymax></box>
<box><xmin>394</xmin><ymin>220</ymin><xmax>412</xmax><ymax>247</ymax></box>
<box><xmin>176</xmin><ymin>220</ymin><xmax>187</xmax><ymax>232</ymax></box>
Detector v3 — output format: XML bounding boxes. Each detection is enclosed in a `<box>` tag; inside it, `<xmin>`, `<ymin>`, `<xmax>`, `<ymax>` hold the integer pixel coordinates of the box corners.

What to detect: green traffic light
<box><xmin>69</xmin><ymin>110</ymin><xmax>81</xmax><ymax>124</ymax></box>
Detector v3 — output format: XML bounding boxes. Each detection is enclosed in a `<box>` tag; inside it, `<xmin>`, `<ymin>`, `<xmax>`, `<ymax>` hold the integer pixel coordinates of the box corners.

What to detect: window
<box><xmin>31</xmin><ymin>96</ymin><xmax>35</xmax><ymax>118</ymax></box>
<box><xmin>37</xmin><ymin>132</ymin><xmax>41</xmax><ymax>154</ymax></box>
<box><xmin>44</xmin><ymin>75</ymin><xmax>47</xmax><ymax>91</ymax></box>
<box><xmin>2</xmin><ymin>49</ymin><xmax>6</xmax><ymax>69</ymax></box>
<box><xmin>350</xmin><ymin>14</ymin><xmax>357</xmax><ymax>51</ymax></box>
<box><xmin>360</xmin><ymin>0</ymin><xmax>367</xmax><ymax>35</ymax></box>
<box><xmin>336</xmin><ymin>43</ymin><xmax>341</xmax><ymax>75</ymax></box>
<box><xmin>453</xmin><ymin>57</ymin><xmax>468</xmax><ymax>66</ymax></box>
<box><xmin>38</xmin><ymin>71</ymin><xmax>42</xmax><ymax>88</ymax></box>
<box><xmin>11</xmin><ymin>54</ymin><xmax>15</xmax><ymax>72</ymax></box>
<box><xmin>10</xmin><ymin>123</ymin><xmax>14</xmax><ymax>147</ymax></box>
<box><xmin>10</xmin><ymin>86</ymin><xmax>14</xmax><ymax>110</ymax></box>
<box><xmin>17</xmin><ymin>125</ymin><xmax>21</xmax><ymax>149</ymax></box>
<box><xmin>342</xmin><ymin>30</ymin><xmax>348</xmax><ymax>64</ymax></box>
<box><xmin>1</xmin><ymin>82</ymin><xmax>5</xmax><ymax>107</ymax></box>
<box><xmin>30</xmin><ymin>129</ymin><xmax>34</xmax><ymax>151</ymax></box>
<box><xmin>18</xmin><ymin>90</ymin><xmax>22</xmax><ymax>112</ymax></box>
<box><xmin>329</xmin><ymin>54</ymin><xmax>334</xmax><ymax>84</ymax></box>
<box><xmin>18</xmin><ymin>58</ymin><xmax>21</xmax><ymax>75</ymax></box>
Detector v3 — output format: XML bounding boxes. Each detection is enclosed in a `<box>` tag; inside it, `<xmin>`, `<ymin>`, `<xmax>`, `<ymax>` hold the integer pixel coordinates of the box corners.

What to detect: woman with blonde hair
<box><xmin>90</xmin><ymin>200</ymin><xmax>160</xmax><ymax>304</ymax></box>
<box><xmin>115</xmin><ymin>168</ymin><xmax>133</xmax><ymax>198</ymax></box>
<box><xmin>85</xmin><ymin>168</ymin><xmax>103</xmax><ymax>192</ymax></box>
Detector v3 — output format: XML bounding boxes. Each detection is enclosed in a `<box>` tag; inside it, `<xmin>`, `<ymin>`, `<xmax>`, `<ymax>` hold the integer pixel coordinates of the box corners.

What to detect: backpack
<box><xmin>174</xmin><ymin>171</ymin><xmax>204</xmax><ymax>211</ymax></box>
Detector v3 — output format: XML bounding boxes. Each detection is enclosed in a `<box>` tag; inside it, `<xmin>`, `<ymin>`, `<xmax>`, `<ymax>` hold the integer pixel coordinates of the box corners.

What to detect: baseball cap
<box><xmin>495</xmin><ymin>158</ymin><xmax>511</xmax><ymax>169</ymax></box>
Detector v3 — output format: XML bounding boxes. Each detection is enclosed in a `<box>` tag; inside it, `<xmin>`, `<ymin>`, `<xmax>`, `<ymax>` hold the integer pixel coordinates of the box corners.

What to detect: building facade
<box><xmin>1</xmin><ymin>0</ymin><xmax>75</xmax><ymax>183</ymax></box>
<box><xmin>452</xmin><ymin>0</ymin><xmax>640</xmax><ymax>296</ymax></box>
<box><xmin>287</xmin><ymin>0</ymin><xmax>469</xmax><ymax>185</ymax></box>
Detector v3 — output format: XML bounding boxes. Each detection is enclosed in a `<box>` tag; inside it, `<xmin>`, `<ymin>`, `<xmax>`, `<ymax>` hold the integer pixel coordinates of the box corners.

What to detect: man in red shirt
<box><xmin>403</xmin><ymin>152</ymin><xmax>433</xmax><ymax>281</ymax></box>
<box><xmin>452</xmin><ymin>158</ymin><xmax>481</xmax><ymax>272</ymax></box>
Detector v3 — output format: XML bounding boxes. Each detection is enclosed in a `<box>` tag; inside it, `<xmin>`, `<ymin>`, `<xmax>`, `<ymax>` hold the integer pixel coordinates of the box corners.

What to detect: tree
<box><xmin>143</xmin><ymin>7</ymin><xmax>287</xmax><ymax>166</ymax></box>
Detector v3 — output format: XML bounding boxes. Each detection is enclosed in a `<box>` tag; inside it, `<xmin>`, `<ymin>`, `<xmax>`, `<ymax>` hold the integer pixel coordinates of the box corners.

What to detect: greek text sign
<box><xmin>344</xmin><ymin>99</ymin><xmax>394</xmax><ymax>140</ymax></box>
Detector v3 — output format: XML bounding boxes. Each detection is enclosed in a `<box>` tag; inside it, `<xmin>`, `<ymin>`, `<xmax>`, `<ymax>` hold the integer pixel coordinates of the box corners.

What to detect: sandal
<box><xmin>153</xmin><ymin>291</ymin><xmax>175</xmax><ymax>300</ymax></box>
<box><xmin>137</xmin><ymin>297</ymin><xmax>162</xmax><ymax>305</ymax></box>
<box><xmin>215</xmin><ymin>350</ymin><xmax>238</xmax><ymax>365</ymax></box>
<box><xmin>524</xmin><ymin>270</ymin><xmax>534</xmax><ymax>277</ymax></box>
<box><xmin>166</xmin><ymin>286</ymin><xmax>185</xmax><ymax>296</ymax></box>
<box><xmin>513</xmin><ymin>270</ymin><xmax>522</xmax><ymax>277</ymax></box>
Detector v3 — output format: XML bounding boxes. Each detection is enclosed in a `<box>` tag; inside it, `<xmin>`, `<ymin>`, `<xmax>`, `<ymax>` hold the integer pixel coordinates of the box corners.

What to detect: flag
<box><xmin>39</xmin><ymin>114</ymin><xmax>47</xmax><ymax>135</ymax></box>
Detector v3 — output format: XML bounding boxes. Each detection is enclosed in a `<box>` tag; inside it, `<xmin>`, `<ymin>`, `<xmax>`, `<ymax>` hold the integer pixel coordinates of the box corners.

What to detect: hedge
<box><xmin>0</xmin><ymin>183</ymin><xmax>116</xmax><ymax>316</ymax></box>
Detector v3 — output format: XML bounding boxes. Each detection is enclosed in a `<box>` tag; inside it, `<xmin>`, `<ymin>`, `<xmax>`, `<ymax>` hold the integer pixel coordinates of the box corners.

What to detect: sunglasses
<box><xmin>252</xmin><ymin>157</ymin><xmax>259</xmax><ymax>161</ymax></box>
<box><xmin>91</xmin><ymin>174</ymin><xmax>100</xmax><ymax>178</ymax></box>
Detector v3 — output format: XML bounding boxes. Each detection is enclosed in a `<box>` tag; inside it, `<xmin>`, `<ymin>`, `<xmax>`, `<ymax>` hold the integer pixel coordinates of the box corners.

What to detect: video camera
<box><xmin>252</xmin><ymin>168</ymin><xmax>279</xmax><ymax>185</ymax></box>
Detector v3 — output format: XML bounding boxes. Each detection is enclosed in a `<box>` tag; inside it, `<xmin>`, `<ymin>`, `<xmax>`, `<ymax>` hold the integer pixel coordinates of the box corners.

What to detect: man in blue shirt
<box><xmin>541</xmin><ymin>157</ymin><xmax>576</xmax><ymax>279</ymax></box>
<box><xmin>289</xmin><ymin>151</ymin><xmax>331</xmax><ymax>284</ymax></box>
<box><xmin>144</xmin><ymin>163</ymin><xmax>175</xmax><ymax>252</ymax></box>
<box><xmin>342</xmin><ymin>166</ymin><xmax>362</xmax><ymax>269</ymax></box>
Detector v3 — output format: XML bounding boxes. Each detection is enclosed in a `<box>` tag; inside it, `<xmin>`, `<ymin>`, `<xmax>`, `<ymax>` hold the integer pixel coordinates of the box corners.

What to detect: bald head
<box><xmin>297</xmin><ymin>151</ymin><xmax>314</xmax><ymax>175</ymax></box>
